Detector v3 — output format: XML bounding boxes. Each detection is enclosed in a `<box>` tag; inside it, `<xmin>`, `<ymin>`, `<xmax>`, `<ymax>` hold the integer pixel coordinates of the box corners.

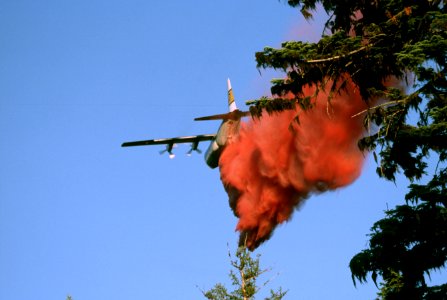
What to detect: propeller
<box><xmin>187</xmin><ymin>141</ymin><xmax>202</xmax><ymax>156</ymax></box>
<box><xmin>159</xmin><ymin>143</ymin><xmax>176</xmax><ymax>159</ymax></box>
<box><xmin>187</xmin><ymin>147</ymin><xmax>202</xmax><ymax>156</ymax></box>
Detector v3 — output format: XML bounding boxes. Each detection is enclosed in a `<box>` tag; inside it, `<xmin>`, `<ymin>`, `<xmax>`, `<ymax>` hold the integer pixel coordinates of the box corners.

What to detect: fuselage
<box><xmin>121</xmin><ymin>78</ymin><xmax>247</xmax><ymax>167</ymax></box>
<box><xmin>205</xmin><ymin>118</ymin><xmax>241</xmax><ymax>168</ymax></box>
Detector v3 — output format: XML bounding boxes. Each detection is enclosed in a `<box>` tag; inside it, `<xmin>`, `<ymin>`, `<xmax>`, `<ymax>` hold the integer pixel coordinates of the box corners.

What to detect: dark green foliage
<box><xmin>350</xmin><ymin>201</ymin><xmax>447</xmax><ymax>299</ymax></box>
<box><xmin>201</xmin><ymin>246</ymin><xmax>287</xmax><ymax>300</ymax></box>
<box><xmin>251</xmin><ymin>0</ymin><xmax>446</xmax><ymax>298</ymax></box>
<box><xmin>252</xmin><ymin>1</ymin><xmax>446</xmax><ymax>113</ymax></box>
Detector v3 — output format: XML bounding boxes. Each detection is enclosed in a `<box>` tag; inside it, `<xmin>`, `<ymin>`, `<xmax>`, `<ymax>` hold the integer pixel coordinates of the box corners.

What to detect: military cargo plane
<box><xmin>121</xmin><ymin>79</ymin><xmax>249</xmax><ymax>168</ymax></box>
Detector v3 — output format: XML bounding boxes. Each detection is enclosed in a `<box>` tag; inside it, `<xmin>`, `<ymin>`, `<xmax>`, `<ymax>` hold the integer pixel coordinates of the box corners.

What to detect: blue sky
<box><xmin>1</xmin><ymin>1</ymin><xmax>443</xmax><ymax>299</ymax></box>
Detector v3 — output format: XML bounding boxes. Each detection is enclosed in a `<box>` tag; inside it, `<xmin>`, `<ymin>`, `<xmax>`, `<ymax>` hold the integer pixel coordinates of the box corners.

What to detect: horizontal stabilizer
<box><xmin>194</xmin><ymin>110</ymin><xmax>250</xmax><ymax>121</ymax></box>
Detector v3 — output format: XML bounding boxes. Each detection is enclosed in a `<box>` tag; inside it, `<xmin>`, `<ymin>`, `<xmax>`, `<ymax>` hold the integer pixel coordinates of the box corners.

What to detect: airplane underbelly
<box><xmin>205</xmin><ymin>141</ymin><xmax>223</xmax><ymax>169</ymax></box>
<box><xmin>204</xmin><ymin>118</ymin><xmax>240</xmax><ymax>169</ymax></box>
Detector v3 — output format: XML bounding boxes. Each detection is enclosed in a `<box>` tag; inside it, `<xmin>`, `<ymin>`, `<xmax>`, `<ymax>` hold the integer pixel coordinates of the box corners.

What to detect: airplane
<box><xmin>121</xmin><ymin>79</ymin><xmax>250</xmax><ymax>168</ymax></box>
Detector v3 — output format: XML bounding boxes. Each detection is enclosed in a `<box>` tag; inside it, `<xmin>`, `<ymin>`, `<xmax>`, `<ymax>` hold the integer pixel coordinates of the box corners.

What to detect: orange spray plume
<box><xmin>219</xmin><ymin>79</ymin><xmax>369</xmax><ymax>250</ymax></box>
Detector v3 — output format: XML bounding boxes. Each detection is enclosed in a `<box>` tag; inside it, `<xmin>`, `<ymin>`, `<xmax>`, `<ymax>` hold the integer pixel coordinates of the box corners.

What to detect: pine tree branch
<box><xmin>301</xmin><ymin>45</ymin><xmax>369</xmax><ymax>64</ymax></box>
<box><xmin>351</xmin><ymin>100</ymin><xmax>407</xmax><ymax>118</ymax></box>
<box><xmin>298</xmin><ymin>33</ymin><xmax>386</xmax><ymax>65</ymax></box>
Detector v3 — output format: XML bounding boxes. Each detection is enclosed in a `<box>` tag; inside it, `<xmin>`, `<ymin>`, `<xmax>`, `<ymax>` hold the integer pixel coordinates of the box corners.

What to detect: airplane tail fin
<box><xmin>227</xmin><ymin>78</ymin><xmax>237</xmax><ymax>112</ymax></box>
<box><xmin>194</xmin><ymin>79</ymin><xmax>250</xmax><ymax>121</ymax></box>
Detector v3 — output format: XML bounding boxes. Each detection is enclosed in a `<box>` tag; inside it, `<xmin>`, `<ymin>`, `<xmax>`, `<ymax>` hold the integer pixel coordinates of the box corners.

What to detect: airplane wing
<box><xmin>121</xmin><ymin>134</ymin><xmax>216</xmax><ymax>147</ymax></box>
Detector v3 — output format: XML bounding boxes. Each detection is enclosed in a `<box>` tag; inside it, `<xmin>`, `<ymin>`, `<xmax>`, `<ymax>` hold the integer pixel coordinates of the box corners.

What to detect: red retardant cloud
<box><xmin>219</xmin><ymin>80</ymin><xmax>369</xmax><ymax>250</ymax></box>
